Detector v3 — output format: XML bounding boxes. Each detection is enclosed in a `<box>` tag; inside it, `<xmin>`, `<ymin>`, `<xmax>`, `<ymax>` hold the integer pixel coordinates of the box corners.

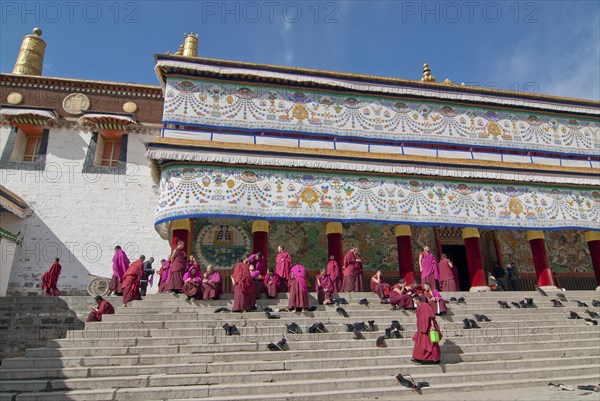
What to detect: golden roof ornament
<box><xmin>421</xmin><ymin>63</ymin><xmax>436</xmax><ymax>83</ymax></box>
<box><xmin>183</xmin><ymin>33</ymin><xmax>198</xmax><ymax>57</ymax></box>
<box><xmin>174</xmin><ymin>44</ymin><xmax>184</xmax><ymax>56</ymax></box>
<box><xmin>13</xmin><ymin>28</ymin><xmax>46</xmax><ymax>76</ymax></box>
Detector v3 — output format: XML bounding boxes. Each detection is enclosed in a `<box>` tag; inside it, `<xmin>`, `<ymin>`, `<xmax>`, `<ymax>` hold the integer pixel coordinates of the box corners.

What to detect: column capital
<box><xmin>170</xmin><ymin>218</ymin><xmax>191</xmax><ymax>233</ymax></box>
<box><xmin>394</xmin><ymin>225</ymin><xmax>412</xmax><ymax>237</ymax></box>
<box><xmin>585</xmin><ymin>231</ymin><xmax>600</xmax><ymax>242</ymax></box>
<box><xmin>461</xmin><ymin>227</ymin><xmax>480</xmax><ymax>239</ymax></box>
<box><xmin>526</xmin><ymin>230</ymin><xmax>545</xmax><ymax>241</ymax></box>
<box><xmin>326</xmin><ymin>222</ymin><xmax>343</xmax><ymax>235</ymax></box>
<box><xmin>251</xmin><ymin>220</ymin><xmax>269</xmax><ymax>234</ymax></box>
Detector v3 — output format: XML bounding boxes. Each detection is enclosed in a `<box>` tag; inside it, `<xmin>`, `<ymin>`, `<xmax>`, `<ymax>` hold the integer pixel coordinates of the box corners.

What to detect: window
<box><xmin>22</xmin><ymin>134</ymin><xmax>43</xmax><ymax>162</ymax></box>
<box><xmin>100</xmin><ymin>139</ymin><xmax>121</xmax><ymax>167</ymax></box>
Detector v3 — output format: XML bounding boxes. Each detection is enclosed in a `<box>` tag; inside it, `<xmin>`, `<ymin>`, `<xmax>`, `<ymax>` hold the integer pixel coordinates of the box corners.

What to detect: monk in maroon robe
<box><xmin>411</xmin><ymin>294</ymin><xmax>442</xmax><ymax>364</ymax></box>
<box><xmin>41</xmin><ymin>258</ymin><xmax>62</xmax><ymax>296</ymax></box>
<box><xmin>288</xmin><ymin>264</ymin><xmax>309</xmax><ymax>311</ymax></box>
<box><xmin>275</xmin><ymin>245</ymin><xmax>292</xmax><ymax>291</ymax></box>
<box><xmin>263</xmin><ymin>268</ymin><xmax>280</xmax><ymax>299</ymax></box>
<box><xmin>110</xmin><ymin>246</ymin><xmax>130</xmax><ymax>295</ymax></box>
<box><xmin>390</xmin><ymin>279</ymin><xmax>414</xmax><ymax>310</ymax></box>
<box><xmin>157</xmin><ymin>259</ymin><xmax>171</xmax><ymax>293</ymax></box>
<box><xmin>438</xmin><ymin>254</ymin><xmax>459</xmax><ymax>292</ymax></box>
<box><xmin>371</xmin><ymin>270</ymin><xmax>391</xmax><ymax>302</ymax></box>
<box><xmin>202</xmin><ymin>265</ymin><xmax>222</xmax><ymax>300</ymax></box>
<box><xmin>250</xmin><ymin>264</ymin><xmax>265</xmax><ymax>298</ymax></box>
<box><xmin>167</xmin><ymin>240</ymin><xmax>186</xmax><ymax>293</ymax></box>
<box><xmin>326</xmin><ymin>255</ymin><xmax>341</xmax><ymax>292</ymax></box>
<box><xmin>316</xmin><ymin>268</ymin><xmax>334</xmax><ymax>305</ymax></box>
<box><xmin>419</xmin><ymin>245</ymin><xmax>440</xmax><ymax>291</ymax></box>
<box><xmin>231</xmin><ymin>260</ymin><xmax>256</xmax><ymax>312</ymax></box>
<box><xmin>182</xmin><ymin>265</ymin><xmax>203</xmax><ymax>301</ymax></box>
<box><xmin>187</xmin><ymin>254</ymin><xmax>200</xmax><ymax>274</ymax></box>
<box><xmin>423</xmin><ymin>282</ymin><xmax>447</xmax><ymax>315</ymax></box>
<box><xmin>246</xmin><ymin>252</ymin><xmax>267</xmax><ymax>276</ymax></box>
<box><xmin>86</xmin><ymin>296</ymin><xmax>115</xmax><ymax>322</ymax></box>
<box><xmin>122</xmin><ymin>255</ymin><xmax>145</xmax><ymax>307</ymax></box>
<box><xmin>342</xmin><ymin>247</ymin><xmax>362</xmax><ymax>292</ymax></box>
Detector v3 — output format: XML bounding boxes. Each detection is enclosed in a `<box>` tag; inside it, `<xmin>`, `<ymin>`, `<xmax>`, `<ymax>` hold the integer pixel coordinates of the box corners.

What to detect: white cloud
<box><xmin>278</xmin><ymin>20</ymin><xmax>294</xmax><ymax>65</ymax></box>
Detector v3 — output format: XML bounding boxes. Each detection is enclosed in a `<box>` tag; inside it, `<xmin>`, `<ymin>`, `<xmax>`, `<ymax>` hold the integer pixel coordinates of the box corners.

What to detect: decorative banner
<box><xmin>156</xmin><ymin>165</ymin><xmax>600</xmax><ymax>230</ymax></box>
<box><xmin>193</xmin><ymin>223</ymin><xmax>251</xmax><ymax>269</ymax></box>
<box><xmin>163</xmin><ymin>77</ymin><xmax>600</xmax><ymax>156</ymax></box>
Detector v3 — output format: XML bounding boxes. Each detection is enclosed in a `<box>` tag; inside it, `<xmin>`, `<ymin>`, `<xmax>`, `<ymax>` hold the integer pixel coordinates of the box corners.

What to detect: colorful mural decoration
<box><xmin>193</xmin><ymin>222</ymin><xmax>251</xmax><ymax>269</ymax></box>
<box><xmin>163</xmin><ymin>77</ymin><xmax>600</xmax><ymax>156</ymax></box>
<box><xmin>156</xmin><ymin>165</ymin><xmax>599</xmax><ymax>230</ymax></box>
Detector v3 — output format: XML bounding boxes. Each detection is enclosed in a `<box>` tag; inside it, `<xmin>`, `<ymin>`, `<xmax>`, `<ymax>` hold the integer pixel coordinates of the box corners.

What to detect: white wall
<box><xmin>0</xmin><ymin>126</ymin><xmax>170</xmax><ymax>295</ymax></box>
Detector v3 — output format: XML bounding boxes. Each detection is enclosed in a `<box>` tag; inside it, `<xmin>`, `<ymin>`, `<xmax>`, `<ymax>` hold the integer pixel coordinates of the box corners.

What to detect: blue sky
<box><xmin>1</xmin><ymin>1</ymin><xmax>599</xmax><ymax>100</ymax></box>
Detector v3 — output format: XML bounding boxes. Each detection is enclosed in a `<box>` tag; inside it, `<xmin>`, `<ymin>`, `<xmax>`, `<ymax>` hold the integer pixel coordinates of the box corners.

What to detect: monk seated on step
<box><xmin>371</xmin><ymin>270</ymin><xmax>391</xmax><ymax>303</ymax></box>
<box><xmin>390</xmin><ymin>279</ymin><xmax>414</xmax><ymax>310</ymax></box>
<box><xmin>87</xmin><ymin>296</ymin><xmax>115</xmax><ymax>322</ymax></box>
<box><xmin>263</xmin><ymin>268</ymin><xmax>281</xmax><ymax>299</ymax></box>
<box><xmin>316</xmin><ymin>268</ymin><xmax>334</xmax><ymax>305</ymax></box>
<box><xmin>422</xmin><ymin>282</ymin><xmax>447</xmax><ymax>316</ymax></box>
<box><xmin>249</xmin><ymin>264</ymin><xmax>265</xmax><ymax>298</ymax></box>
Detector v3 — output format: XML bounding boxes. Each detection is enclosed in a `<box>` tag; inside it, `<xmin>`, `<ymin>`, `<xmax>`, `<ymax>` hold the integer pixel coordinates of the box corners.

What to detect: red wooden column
<box><xmin>527</xmin><ymin>230</ymin><xmax>556</xmax><ymax>288</ymax></box>
<box><xmin>584</xmin><ymin>231</ymin><xmax>600</xmax><ymax>289</ymax></box>
<box><xmin>170</xmin><ymin>219</ymin><xmax>191</xmax><ymax>254</ymax></box>
<box><xmin>326</xmin><ymin>223</ymin><xmax>343</xmax><ymax>271</ymax></box>
<box><xmin>395</xmin><ymin>225</ymin><xmax>415</xmax><ymax>284</ymax></box>
<box><xmin>462</xmin><ymin>228</ymin><xmax>489</xmax><ymax>291</ymax></box>
<box><xmin>252</xmin><ymin>220</ymin><xmax>269</xmax><ymax>270</ymax></box>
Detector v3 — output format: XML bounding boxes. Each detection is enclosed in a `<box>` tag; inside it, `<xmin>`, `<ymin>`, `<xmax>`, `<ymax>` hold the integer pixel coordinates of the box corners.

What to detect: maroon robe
<box><xmin>232</xmin><ymin>262</ymin><xmax>255</xmax><ymax>312</ymax></box>
<box><xmin>251</xmin><ymin>269</ymin><xmax>264</xmax><ymax>297</ymax></box>
<box><xmin>202</xmin><ymin>271</ymin><xmax>222</xmax><ymax>300</ymax></box>
<box><xmin>288</xmin><ymin>265</ymin><xmax>309</xmax><ymax>309</ymax></box>
<box><xmin>438</xmin><ymin>258</ymin><xmax>459</xmax><ymax>292</ymax></box>
<box><xmin>182</xmin><ymin>267</ymin><xmax>203</xmax><ymax>299</ymax></box>
<box><xmin>41</xmin><ymin>262</ymin><xmax>61</xmax><ymax>296</ymax></box>
<box><xmin>389</xmin><ymin>284</ymin><xmax>413</xmax><ymax>309</ymax></box>
<box><xmin>424</xmin><ymin>289</ymin><xmax>447</xmax><ymax>315</ymax></box>
<box><xmin>342</xmin><ymin>250</ymin><xmax>362</xmax><ymax>292</ymax></box>
<box><xmin>275</xmin><ymin>251</ymin><xmax>292</xmax><ymax>291</ymax></box>
<box><xmin>370</xmin><ymin>274</ymin><xmax>391</xmax><ymax>300</ymax></box>
<box><xmin>86</xmin><ymin>299</ymin><xmax>115</xmax><ymax>322</ymax></box>
<box><xmin>263</xmin><ymin>272</ymin><xmax>281</xmax><ymax>299</ymax></box>
<box><xmin>412</xmin><ymin>301</ymin><xmax>442</xmax><ymax>363</ymax></box>
<box><xmin>316</xmin><ymin>273</ymin><xmax>334</xmax><ymax>304</ymax></box>
<box><xmin>157</xmin><ymin>261</ymin><xmax>171</xmax><ymax>293</ymax></box>
<box><xmin>326</xmin><ymin>260</ymin><xmax>341</xmax><ymax>292</ymax></box>
<box><xmin>110</xmin><ymin>249</ymin><xmax>130</xmax><ymax>295</ymax></box>
<box><xmin>167</xmin><ymin>249</ymin><xmax>186</xmax><ymax>292</ymax></box>
<box><xmin>122</xmin><ymin>260</ymin><xmax>143</xmax><ymax>305</ymax></box>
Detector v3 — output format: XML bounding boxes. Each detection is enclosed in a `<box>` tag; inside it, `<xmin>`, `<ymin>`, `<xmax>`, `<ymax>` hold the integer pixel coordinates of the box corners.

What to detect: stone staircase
<box><xmin>0</xmin><ymin>291</ymin><xmax>599</xmax><ymax>400</ymax></box>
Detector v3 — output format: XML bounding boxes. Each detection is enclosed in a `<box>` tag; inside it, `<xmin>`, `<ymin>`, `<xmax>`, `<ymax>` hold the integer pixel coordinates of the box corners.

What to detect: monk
<box><xmin>275</xmin><ymin>245</ymin><xmax>292</xmax><ymax>291</ymax></box>
<box><xmin>246</xmin><ymin>252</ymin><xmax>267</xmax><ymax>275</ymax></box>
<box><xmin>411</xmin><ymin>294</ymin><xmax>442</xmax><ymax>364</ymax></box>
<box><xmin>86</xmin><ymin>295</ymin><xmax>115</xmax><ymax>322</ymax></box>
<box><xmin>263</xmin><ymin>268</ymin><xmax>281</xmax><ymax>299</ymax></box>
<box><xmin>419</xmin><ymin>246</ymin><xmax>440</xmax><ymax>291</ymax></box>
<box><xmin>110</xmin><ymin>246</ymin><xmax>130</xmax><ymax>295</ymax></box>
<box><xmin>122</xmin><ymin>255</ymin><xmax>145</xmax><ymax>307</ymax></box>
<box><xmin>231</xmin><ymin>260</ymin><xmax>256</xmax><ymax>312</ymax></box>
<box><xmin>423</xmin><ymin>282</ymin><xmax>447</xmax><ymax>315</ymax></box>
<box><xmin>41</xmin><ymin>258</ymin><xmax>62</xmax><ymax>296</ymax></box>
<box><xmin>316</xmin><ymin>268</ymin><xmax>334</xmax><ymax>305</ymax></box>
<box><xmin>250</xmin><ymin>264</ymin><xmax>265</xmax><ymax>298</ymax></box>
<box><xmin>342</xmin><ymin>247</ymin><xmax>363</xmax><ymax>292</ymax></box>
<box><xmin>202</xmin><ymin>265</ymin><xmax>222</xmax><ymax>300</ymax></box>
<box><xmin>188</xmin><ymin>254</ymin><xmax>200</xmax><ymax>273</ymax></box>
<box><xmin>438</xmin><ymin>254</ymin><xmax>459</xmax><ymax>292</ymax></box>
<box><xmin>157</xmin><ymin>259</ymin><xmax>171</xmax><ymax>293</ymax></box>
<box><xmin>390</xmin><ymin>278</ymin><xmax>414</xmax><ymax>310</ymax></box>
<box><xmin>167</xmin><ymin>240</ymin><xmax>186</xmax><ymax>293</ymax></box>
<box><xmin>288</xmin><ymin>264</ymin><xmax>309</xmax><ymax>311</ymax></box>
<box><xmin>326</xmin><ymin>255</ymin><xmax>341</xmax><ymax>292</ymax></box>
<box><xmin>182</xmin><ymin>264</ymin><xmax>203</xmax><ymax>301</ymax></box>
<box><xmin>371</xmin><ymin>270</ymin><xmax>391</xmax><ymax>302</ymax></box>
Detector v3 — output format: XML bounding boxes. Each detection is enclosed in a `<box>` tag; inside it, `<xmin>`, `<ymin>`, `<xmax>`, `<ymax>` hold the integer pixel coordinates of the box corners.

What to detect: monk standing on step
<box><xmin>411</xmin><ymin>294</ymin><xmax>442</xmax><ymax>364</ymax></box>
<box><xmin>342</xmin><ymin>247</ymin><xmax>363</xmax><ymax>292</ymax></box>
<box><xmin>438</xmin><ymin>254</ymin><xmax>459</xmax><ymax>292</ymax></box>
<box><xmin>231</xmin><ymin>259</ymin><xmax>256</xmax><ymax>312</ymax></box>
<box><xmin>122</xmin><ymin>255</ymin><xmax>145</xmax><ymax>307</ymax></box>
<box><xmin>110</xmin><ymin>246</ymin><xmax>130</xmax><ymax>295</ymax></box>
<box><xmin>41</xmin><ymin>258</ymin><xmax>62</xmax><ymax>296</ymax></box>
<box><xmin>275</xmin><ymin>245</ymin><xmax>292</xmax><ymax>291</ymax></box>
<box><xmin>419</xmin><ymin>246</ymin><xmax>440</xmax><ymax>291</ymax></box>
<box><xmin>288</xmin><ymin>264</ymin><xmax>309</xmax><ymax>311</ymax></box>
<box><xmin>86</xmin><ymin>295</ymin><xmax>115</xmax><ymax>322</ymax></box>
<box><xmin>167</xmin><ymin>240</ymin><xmax>186</xmax><ymax>293</ymax></box>
<box><xmin>326</xmin><ymin>255</ymin><xmax>341</xmax><ymax>292</ymax></box>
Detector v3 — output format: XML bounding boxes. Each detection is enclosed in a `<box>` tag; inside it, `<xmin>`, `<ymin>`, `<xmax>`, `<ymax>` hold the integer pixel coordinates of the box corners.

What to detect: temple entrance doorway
<box><xmin>441</xmin><ymin>244</ymin><xmax>470</xmax><ymax>291</ymax></box>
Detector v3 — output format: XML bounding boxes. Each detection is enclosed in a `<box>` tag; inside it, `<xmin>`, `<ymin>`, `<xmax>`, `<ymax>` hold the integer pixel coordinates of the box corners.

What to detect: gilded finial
<box><xmin>12</xmin><ymin>28</ymin><xmax>46</xmax><ymax>76</ymax></box>
<box><xmin>183</xmin><ymin>32</ymin><xmax>198</xmax><ymax>57</ymax></box>
<box><xmin>421</xmin><ymin>63</ymin><xmax>436</xmax><ymax>83</ymax></box>
<box><xmin>174</xmin><ymin>44</ymin><xmax>184</xmax><ymax>56</ymax></box>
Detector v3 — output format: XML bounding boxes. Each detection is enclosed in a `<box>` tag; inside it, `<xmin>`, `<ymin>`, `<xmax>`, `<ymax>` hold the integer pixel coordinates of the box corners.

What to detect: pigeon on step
<box><xmin>592</xmin><ymin>300</ymin><xmax>600</xmax><ymax>307</ymax></box>
<box><xmin>584</xmin><ymin>318</ymin><xmax>598</xmax><ymax>326</ymax></box>
<box><xmin>585</xmin><ymin>308</ymin><xmax>600</xmax><ymax>319</ymax></box>
<box><xmin>576</xmin><ymin>301</ymin><xmax>589</xmax><ymax>307</ymax></box>
<box><xmin>556</xmin><ymin>293</ymin><xmax>567</xmax><ymax>302</ymax></box>
<box><xmin>551</xmin><ymin>299</ymin><xmax>563</xmax><ymax>307</ymax></box>
<box><xmin>568</xmin><ymin>311</ymin><xmax>582</xmax><ymax>319</ymax></box>
<box><xmin>267</xmin><ymin>338</ymin><xmax>287</xmax><ymax>351</ymax></box>
<box><xmin>535</xmin><ymin>286</ymin><xmax>548</xmax><ymax>296</ymax></box>
<box><xmin>336</xmin><ymin>307</ymin><xmax>349</xmax><ymax>318</ymax></box>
